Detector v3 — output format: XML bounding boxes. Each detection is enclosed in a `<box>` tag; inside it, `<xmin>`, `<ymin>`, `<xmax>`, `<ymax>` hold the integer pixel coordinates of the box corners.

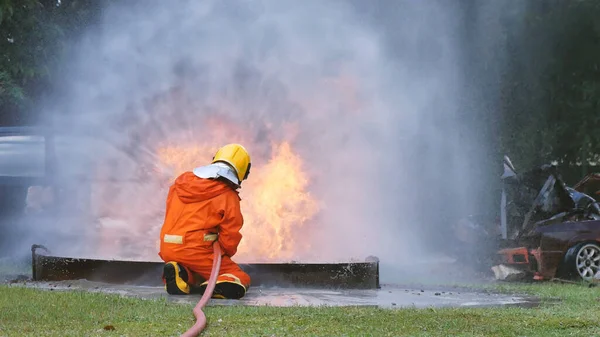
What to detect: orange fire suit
<box><xmin>158</xmin><ymin>171</ymin><xmax>251</xmax><ymax>290</ymax></box>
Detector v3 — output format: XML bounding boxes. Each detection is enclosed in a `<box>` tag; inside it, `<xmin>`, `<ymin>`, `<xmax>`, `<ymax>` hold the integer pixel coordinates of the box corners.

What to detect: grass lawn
<box><xmin>0</xmin><ymin>283</ymin><xmax>599</xmax><ymax>337</ymax></box>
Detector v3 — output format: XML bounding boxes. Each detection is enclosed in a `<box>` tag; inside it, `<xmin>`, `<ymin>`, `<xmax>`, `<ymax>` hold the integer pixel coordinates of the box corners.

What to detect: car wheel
<box><xmin>562</xmin><ymin>241</ymin><xmax>600</xmax><ymax>281</ymax></box>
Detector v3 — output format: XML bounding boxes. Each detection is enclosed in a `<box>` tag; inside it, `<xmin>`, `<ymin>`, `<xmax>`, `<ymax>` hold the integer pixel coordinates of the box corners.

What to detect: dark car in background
<box><xmin>0</xmin><ymin>126</ymin><xmax>101</xmax><ymax>257</ymax></box>
<box><xmin>495</xmin><ymin>157</ymin><xmax>600</xmax><ymax>281</ymax></box>
<box><xmin>0</xmin><ymin>127</ymin><xmax>53</xmax><ymax>255</ymax></box>
<box><xmin>453</xmin><ymin>156</ymin><xmax>600</xmax><ymax>281</ymax></box>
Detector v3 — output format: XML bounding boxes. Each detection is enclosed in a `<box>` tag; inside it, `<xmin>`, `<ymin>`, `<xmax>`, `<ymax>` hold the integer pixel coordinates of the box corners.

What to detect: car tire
<box><xmin>560</xmin><ymin>241</ymin><xmax>600</xmax><ymax>281</ymax></box>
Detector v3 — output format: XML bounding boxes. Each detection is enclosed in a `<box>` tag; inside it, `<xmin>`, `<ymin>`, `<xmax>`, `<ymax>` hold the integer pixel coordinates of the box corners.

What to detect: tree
<box><xmin>500</xmin><ymin>0</ymin><xmax>600</xmax><ymax>176</ymax></box>
<box><xmin>0</xmin><ymin>0</ymin><xmax>39</xmax><ymax>117</ymax></box>
<box><xmin>0</xmin><ymin>0</ymin><xmax>102</xmax><ymax>125</ymax></box>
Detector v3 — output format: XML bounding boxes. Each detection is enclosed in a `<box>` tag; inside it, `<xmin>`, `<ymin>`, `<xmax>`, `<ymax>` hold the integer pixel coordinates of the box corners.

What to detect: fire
<box><xmin>84</xmin><ymin>68</ymin><xmax>364</xmax><ymax>262</ymax></box>
<box><xmin>156</xmin><ymin>140</ymin><xmax>319</xmax><ymax>262</ymax></box>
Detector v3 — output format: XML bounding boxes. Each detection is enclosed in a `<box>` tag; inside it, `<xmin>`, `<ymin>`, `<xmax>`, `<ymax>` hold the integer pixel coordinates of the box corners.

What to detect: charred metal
<box><xmin>31</xmin><ymin>245</ymin><xmax>380</xmax><ymax>289</ymax></box>
<box><xmin>453</xmin><ymin>156</ymin><xmax>600</xmax><ymax>282</ymax></box>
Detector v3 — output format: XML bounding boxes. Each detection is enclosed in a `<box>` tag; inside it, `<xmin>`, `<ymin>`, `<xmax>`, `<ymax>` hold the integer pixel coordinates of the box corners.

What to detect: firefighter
<box><xmin>158</xmin><ymin>143</ymin><xmax>252</xmax><ymax>299</ymax></box>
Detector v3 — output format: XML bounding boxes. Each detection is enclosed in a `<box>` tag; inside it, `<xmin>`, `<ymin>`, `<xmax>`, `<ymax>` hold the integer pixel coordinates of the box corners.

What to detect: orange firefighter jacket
<box><xmin>158</xmin><ymin>171</ymin><xmax>244</xmax><ymax>260</ymax></box>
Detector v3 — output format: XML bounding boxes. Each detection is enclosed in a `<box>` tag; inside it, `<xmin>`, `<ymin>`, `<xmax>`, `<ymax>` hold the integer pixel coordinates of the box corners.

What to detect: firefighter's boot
<box><xmin>162</xmin><ymin>262</ymin><xmax>193</xmax><ymax>295</ymax></box>
<box><xmin>198</xmin><ymin>273</ymin><xmax>247</xmax><ymax>299</ymax></box>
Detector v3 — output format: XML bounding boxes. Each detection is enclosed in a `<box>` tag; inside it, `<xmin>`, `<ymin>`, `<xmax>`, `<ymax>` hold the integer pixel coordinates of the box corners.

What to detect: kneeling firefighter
<box><xmin>158</xmin><ymin>143</ymin><xmax>252</xmax><ymax>299</ymax></box>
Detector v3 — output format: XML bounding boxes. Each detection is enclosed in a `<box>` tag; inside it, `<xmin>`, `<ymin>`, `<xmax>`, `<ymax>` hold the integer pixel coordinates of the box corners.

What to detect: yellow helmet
<box><xmin>212</xmin><ymin>143</ymin><xmax>251</xmax><ymax>183</ymax></box>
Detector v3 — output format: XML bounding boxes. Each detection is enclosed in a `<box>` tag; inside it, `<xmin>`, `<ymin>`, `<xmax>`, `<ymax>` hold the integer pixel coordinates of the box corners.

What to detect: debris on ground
<box><xmin>491</xmin><ymin>264</ymin><xmax>527</xmax><ymax>282</ymax></box>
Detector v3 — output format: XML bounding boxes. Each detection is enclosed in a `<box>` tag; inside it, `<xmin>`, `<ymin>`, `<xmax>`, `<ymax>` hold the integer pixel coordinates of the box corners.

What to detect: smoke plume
<box><xmin>9</xmin><ymin>0</ymin><xmax>527</xmax><ymax>283</ymax></box>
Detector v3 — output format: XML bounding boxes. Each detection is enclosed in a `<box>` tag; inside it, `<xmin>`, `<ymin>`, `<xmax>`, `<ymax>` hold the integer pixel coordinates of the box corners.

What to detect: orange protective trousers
<box><xmin>158</xmin><ymin>172</ymin><xmax>251</xmax><ymax>288</ymax></box>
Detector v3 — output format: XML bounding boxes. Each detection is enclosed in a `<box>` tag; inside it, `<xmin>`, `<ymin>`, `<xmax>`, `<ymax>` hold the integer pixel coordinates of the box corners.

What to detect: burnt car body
<box><xmin>495</xmin><ymin>157</ymin><xmax>600</xmax><ymax>281</ymax></box>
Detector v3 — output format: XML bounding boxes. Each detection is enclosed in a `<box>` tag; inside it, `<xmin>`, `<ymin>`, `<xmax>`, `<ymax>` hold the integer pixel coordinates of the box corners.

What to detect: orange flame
<box><xmin>156</xmin><ymin>140</ymin><xmax>319</xmax><ymax>262</ymax></box>
<box><xmin>85</xmin><ymin>68</ymin><xmax>365</xmax><ymax>262</ymax></box>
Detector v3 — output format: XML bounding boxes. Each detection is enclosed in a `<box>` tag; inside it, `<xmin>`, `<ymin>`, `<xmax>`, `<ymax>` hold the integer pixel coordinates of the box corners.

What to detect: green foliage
<box><xmin>501</xmin><ymin>0</ymin><xmax>600</xmax><ymax>171</ymax></box>
<box><xmin>0</xmin><ymin>0</ymin><xmax>56</xmax><ymax>123</ymax></box>
<box><xmin>0</xmin><ymin>70</ymin><xmax>24</xmax><ymax>105</ymax></box>
<box><xmin>0</xmin><ymin>0</ymin><xmax>102</xmax><ymax>125</ymax></box>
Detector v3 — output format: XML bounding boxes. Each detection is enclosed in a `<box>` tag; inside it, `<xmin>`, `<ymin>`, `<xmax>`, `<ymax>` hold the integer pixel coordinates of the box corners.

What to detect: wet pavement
<box><xmin>9</xmin><ymin>280</ymin><xmax>539</xmax><ymax>309</ymax></box>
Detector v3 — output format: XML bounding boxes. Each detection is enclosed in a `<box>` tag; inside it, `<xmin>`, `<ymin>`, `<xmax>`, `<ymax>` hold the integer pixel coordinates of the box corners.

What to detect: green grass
<box><xmin>0</xmin><ymin>283</ymin><xmax>599</xmax><ymax>337</ymax></box>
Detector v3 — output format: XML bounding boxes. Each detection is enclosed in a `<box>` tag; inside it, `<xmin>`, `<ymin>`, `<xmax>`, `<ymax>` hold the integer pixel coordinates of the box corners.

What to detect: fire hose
<box><xmin>180</xmin><ymin>241</ymin><xmax>222</xmax><ymax>337</ymax></box>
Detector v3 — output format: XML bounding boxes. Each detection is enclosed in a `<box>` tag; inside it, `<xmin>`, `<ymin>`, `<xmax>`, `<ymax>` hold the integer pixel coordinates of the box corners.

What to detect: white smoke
<box><xmin>11</xmin><ymin>0</ymin><xmax>526</xmax><ymax>283</ymax></box>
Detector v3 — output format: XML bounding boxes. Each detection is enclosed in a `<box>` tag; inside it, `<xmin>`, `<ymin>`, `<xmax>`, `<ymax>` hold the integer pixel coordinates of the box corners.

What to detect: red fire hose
<box><xmin>180</xmin><ymin>241</ymin><xmax>222</xmax><ymax>337</ymax></box>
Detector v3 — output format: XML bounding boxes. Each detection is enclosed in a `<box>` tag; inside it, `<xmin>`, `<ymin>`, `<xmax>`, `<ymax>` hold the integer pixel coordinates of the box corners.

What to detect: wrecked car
<box><xmin>494</xmin><ymin>156</ymin><xmax>600</xmax><ymax>281</ymax></box>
